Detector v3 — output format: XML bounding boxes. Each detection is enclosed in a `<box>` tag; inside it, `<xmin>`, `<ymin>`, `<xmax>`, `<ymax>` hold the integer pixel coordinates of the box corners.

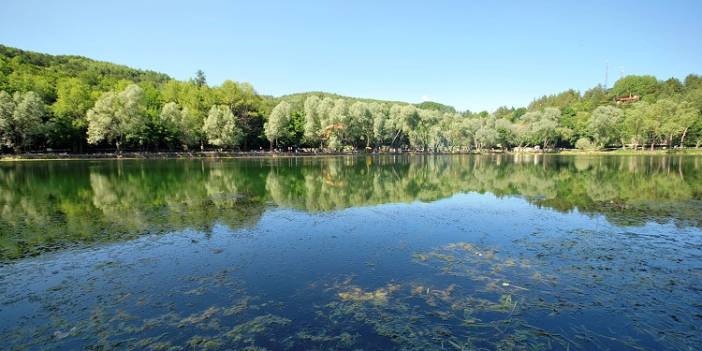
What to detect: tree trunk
<box><xmin>391</xmin><ymin>129</ymin><xmax>402</xmax><ymax>147</ymax></box>
<box><xmin>680</xmin><ymin>128</ymin><xmax>688</xmax><ymax>148</ymax></box>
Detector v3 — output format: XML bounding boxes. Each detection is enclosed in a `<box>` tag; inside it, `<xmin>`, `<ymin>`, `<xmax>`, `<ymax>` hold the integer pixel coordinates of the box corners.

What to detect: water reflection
<box><xmin>0</xmin><ymin>156</ymin><xmax>701</xmax><ymax>350</ymax></box>
<box><xmin>1</xmin><ymin>155</ymin><xmax>702</xmax><ymax>260</ymax></box>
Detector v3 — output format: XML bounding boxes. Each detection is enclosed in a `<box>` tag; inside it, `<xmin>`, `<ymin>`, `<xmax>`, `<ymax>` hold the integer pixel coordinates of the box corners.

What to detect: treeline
<box><xmin>277</xmin><ymin>75</ymin><xmax>702</xmax><ymax>151</ymax></box>
<box><xmin>1</xmin><ymin>44</ymin><xmax>701</xmax><ymax>153</ymax></box>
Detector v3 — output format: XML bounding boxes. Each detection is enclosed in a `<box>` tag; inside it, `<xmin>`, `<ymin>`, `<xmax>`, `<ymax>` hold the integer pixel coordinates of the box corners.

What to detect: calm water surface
<box><xmin>1</xmin><ymin>155</ymin><xmax>701</xmax><ymax>350</ymax></box>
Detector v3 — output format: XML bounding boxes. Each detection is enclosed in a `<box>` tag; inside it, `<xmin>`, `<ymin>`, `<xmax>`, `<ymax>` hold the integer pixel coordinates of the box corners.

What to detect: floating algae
<box><xmin>187</xmin><ymin>335</ymin><xmax>221</xmax><ymax>350</ymax></box>
<box><xmin>292</xmin><ymin>330</ymin><xmax>358</xmax><ymax>348</ymax></box>
<box><xmin>308</xmin><ymin>273</ymin><xmax>571</xmax><ymax>351</ymax></box>
<box><xmin>226</xmin><ymin>314</ymin><xmax>292</xmax><ymax>343</ymax></box>
<box><xmin>223</xmin><ymin>297</ymin><xmax>252</xmax><ymax>316</ymax></box>
<box><xmin>413</xmin><ymin>241</ymin><xmax>553</xmax><ymax>296</ymax></box>
<box><xmin>337</xmin><ymin>283</ymin><xmax>401</xmax><ymax>304</ymax></box>
<box><xmin>177</xmin><ymin>306</ymin><xmax>220</xmax><ymax>328</ymax></box>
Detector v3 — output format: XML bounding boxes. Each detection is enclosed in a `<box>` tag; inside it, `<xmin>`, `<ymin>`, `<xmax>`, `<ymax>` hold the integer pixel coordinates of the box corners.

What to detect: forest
<box><xmin>1</xmin><ymin>44</ymin><xmax>701</xmax><ymax>153</ymax></box>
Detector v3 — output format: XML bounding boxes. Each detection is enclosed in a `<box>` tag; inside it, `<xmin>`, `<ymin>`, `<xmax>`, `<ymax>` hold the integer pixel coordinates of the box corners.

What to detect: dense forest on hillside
<box><xmin>1</xmin><ymin>44</ymin><xmax>701</xmax><ymax>153</ymax></box>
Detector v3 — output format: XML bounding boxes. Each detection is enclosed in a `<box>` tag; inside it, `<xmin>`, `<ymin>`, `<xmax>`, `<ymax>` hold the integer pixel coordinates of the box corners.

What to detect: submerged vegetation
<box><xmin>3</xmin><ymin>229</ymin><xmax>699</xmax><ymax>350</ymax></box>
<box><xmin>1</xmin><ymin>44</ymin><xmax>701</xmax><ymax>154</ymax></box>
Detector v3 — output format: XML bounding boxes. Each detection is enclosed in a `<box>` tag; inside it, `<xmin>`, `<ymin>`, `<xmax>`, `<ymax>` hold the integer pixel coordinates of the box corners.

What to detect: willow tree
<box><xmin>370</xmin><ymin>102</ymin><xmax>389</xmax><ymax>147</ymax></box>
<box><xmin>86</xmin><ymin>84</ymin><xmax>147</xmax><ymax>152</ymax></box>
<box><xmin>388</xmin><ymin>104</ymin><xmax>405</xmax><ymax>147</ymax></box>
<box><xmin>159</xmin><ymin>102</ymin><xmax>201</xmax><ymax>150</ymax></box>
<box><xmin>520</xmin><ymin>107</ymin><xmax>560</xmax><ymax>148</ymax></box>
<box><xmin>11</xmin><ymin>91</ymin><xmax>46</xmax><ymax>152</ymax></box>
<box><xmin>349</xmin><ymin>101</ymin><xmax>373</xmax><ymax>148</ymax></box>
<box><xmin>314</xmin><ymin>98</ymin><xmax>347</xmax><ymax>150</ymax></box>
<box><xmin>588</xmin><ymin>106</ymin><xmax>624</xmax><ymax>148</ymax></box>
<box><xmin>623</xmin><ymin>102</ymin><xmax>651</xmax><ymax>149</ymax></box>
<box><xmin>0</xmin><ymin>91</ymin><xmax>15</xmax><ymax>149</ymax></box>
<box><xmin>203</xmin><ymin>105</ymin><xmax>242</xmax><ymax>150</ymax></box>
<box><xmin>411</xmin><ymin>108</ymin><xmax>438</xmax><ymax>151</ymax></box>
<box><xmin>303</xmin><ymin>96</ymin><xmax>321</xmax><ymax>146</ymax></box>
<box><xmin>265</xmin><ymin>101</ymin><xmax>291</xmax><ymax>150</ymax></box>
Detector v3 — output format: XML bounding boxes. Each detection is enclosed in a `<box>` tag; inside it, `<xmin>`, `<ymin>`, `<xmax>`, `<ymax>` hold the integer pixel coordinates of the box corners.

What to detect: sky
<box><xmin>1</xmin><ymin>0</ymin><xmax>701</xmax><ymax>112</ymax></box>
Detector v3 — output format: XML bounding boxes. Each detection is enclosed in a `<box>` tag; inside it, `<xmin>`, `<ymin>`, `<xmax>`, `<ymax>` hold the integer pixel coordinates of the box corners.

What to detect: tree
<box><xmin>86</xmin><ymin>84</ymin><xmax>147</xmax><ymax>152</ymax></box>
<box><xmin>495</xmin><ymin>118</ymin><xmax>516</xmax><ymax>148</ymax></box>
<box><xmin>474</xmin><ymin>120</ymin><xmax>499</xmax><ymax>150</ymax></box>
<box><xmin>348</xmin><ymin>101</ymin><xmax>373</xmax><ymax>148</ymax></box>
<box><xmin>264</xmin><ymin>101</ymin><xmax>291</xmax><ymax>149</ymax></box>
<box><xmin>520</xmin><ymin>108</ymin><xmax>560</xmax><ymax>148</ymax></box>
<box><xmin>388</xmin><ymin>104</ymin><xmax>405</xmax><ymax>147</ymax></box>
<box><xmin>611</xmin><ymin>75</ymin><xmax>658</xmax><ymax>101</ymax></box>
<box><xmin>194</xmin><ymin>70</ymin><xmax>207</xmax><ymax>87</ymax></box>
<box><xmin>203</xmin><ymin>105</ymin><xmax>242</xmax><ymax>150</ymax></box>
<box><xmin>159</xmin><ymin>101</ymin><xmax>201</xmax><ymax>150</ymax></box>
<box><xmin>11</xmin><ymin>91</ymin><xmax>46</xmax><ymax>151</ymax></box>
<box><xmin>303</xmin><ymin>96</ymin><xmax>321</xmax><ymax>146</ymax></box>
<box><xmin>588</xmin><ymin>106</ymin><xmax>623</xmax><ymax>148</ymax></box>
<box><xmin>370</xmin><ymin>102</ymin><xmax>389</xmax><ymax>147</ymax></box>
<box><xmin>654</xmin><ymin>99</ymin><xmax>699</xmax><ymax>147</ymax></box>
<box><xmin>323</xmin><ymin>99</ymin><xmax>349</xmax><ymax>150</ymax></box>
<box><xmin>50</xmin><ymin>78</ymin><xmax>93</xmax><ymax>149</ymax></box>
<box><xmin>412</xmin><ymin>109</ymin><xmax>438</xmax><ymax>151</ymax></box>
<box><xmin>159</xmin><ymin>101</ymin><xmax>181</xmax><ymax>145</ymax></box>
<box><xmin>623</xmin><ymin>102</ymin><xmax>651</xmax><ymax>149</ymax></box>
<box><xmin>0</xmin><ymin>91</ymin><xmax>15</xmax><ymax>149</ymax></box>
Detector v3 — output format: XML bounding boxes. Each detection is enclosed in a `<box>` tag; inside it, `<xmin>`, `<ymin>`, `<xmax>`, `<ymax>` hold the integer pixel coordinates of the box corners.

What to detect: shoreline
<box><xmin>2</xmin><ymin>148</ymin><xmax>702</xmax><ymax>161</ymax></box>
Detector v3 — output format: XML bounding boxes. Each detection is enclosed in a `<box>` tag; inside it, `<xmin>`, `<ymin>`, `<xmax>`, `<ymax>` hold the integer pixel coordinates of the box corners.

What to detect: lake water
<box><xmin>1</xmin><ymin>155</ymin><xmax>701</xmax><ymax>350</ymax></box>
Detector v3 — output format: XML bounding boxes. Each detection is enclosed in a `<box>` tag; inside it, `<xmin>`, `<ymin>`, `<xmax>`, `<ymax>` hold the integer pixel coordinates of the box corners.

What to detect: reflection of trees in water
<box><xmin>1</xmin><ymin>155</ymin><xmax>701</xmax><ymax>259</ymax></box>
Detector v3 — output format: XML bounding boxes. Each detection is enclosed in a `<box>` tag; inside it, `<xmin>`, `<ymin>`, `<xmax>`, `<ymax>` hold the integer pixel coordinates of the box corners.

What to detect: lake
<box><xmin>1</xmin><ymin>155</ymin><xmax>701</xmax><ymax>350</ymax></box>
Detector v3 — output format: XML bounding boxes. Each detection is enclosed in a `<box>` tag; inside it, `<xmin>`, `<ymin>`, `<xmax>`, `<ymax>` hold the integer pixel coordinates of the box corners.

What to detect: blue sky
<box><xmin>1</xmin><ymin>0</ymin><xmax>700</xmax><ymax>112</ymax></box>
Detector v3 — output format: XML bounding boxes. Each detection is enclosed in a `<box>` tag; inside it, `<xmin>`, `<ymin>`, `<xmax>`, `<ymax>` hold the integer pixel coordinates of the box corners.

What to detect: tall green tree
<box><xmin>50</xmin><ymin>78</ymin><xmax>94</xmax><ymax>149</ymax></box>
<box><xmin>159</xmin><ymin>102</ymin><xmax>201</xmax><ymax>150</ymax></box>
<box><xmin>203</xmin><ymin>105</ymin><xmax>242</xmax><ymax>150</ymax></box>
<box><xmin>303</xmin><ymin>96</ymin><xmax>321</xmax><ymax>146</ymax></box>
<box><xmin>264</xmin><ymin>101</ymin><xmax>291</xmax><ymax>149</ymax></box>
<box><xmin>0</xmin><ymin>91</ymin><xmax>15</xmax><ymax>149</ymax></box>
<box><xmin>194</xmin><ymin>70</ymin><xmax>207</xmax><ymax>87</ymax></box>
<box><xmin>588</xmin><ymin>106</ymin><xmax>624</xmax><ymax>148</ymax></box>
<box><xmin>348</xmin><ymin>101</ymin><xmax>373</xmax><ymax>148</ymax></box>
<box><xmin>11</xmin><ymin>91</ymin><xmax>46</xmax><ymax>151</ymax></box>
<box><xmin>623</xmin><ymin>102</ymin><xmax>651</xmax><ymax>149</ymax></box>
<box><xmin>86</xmin><ymin>84</ymin><xmax>147</xmax><ymax>152</ymax></box>
<box><xmin>611</xmin><ymin>75</ymin><xmax>658</xmax><ymax>101</ymax></box>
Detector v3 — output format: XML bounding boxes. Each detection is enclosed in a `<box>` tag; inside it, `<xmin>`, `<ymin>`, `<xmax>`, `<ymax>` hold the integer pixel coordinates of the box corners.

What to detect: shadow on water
<box><xmin>0</xmin><ymin>155</ymin><xmax>701</xmax><ymax>350</ymax></box>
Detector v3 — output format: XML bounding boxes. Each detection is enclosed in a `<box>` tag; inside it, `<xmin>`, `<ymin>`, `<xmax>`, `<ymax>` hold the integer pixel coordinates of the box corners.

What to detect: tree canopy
<box><xmin>1</xmin><ymin>44</ymin><xmax>701</xmax><ymax>153</ymax></box>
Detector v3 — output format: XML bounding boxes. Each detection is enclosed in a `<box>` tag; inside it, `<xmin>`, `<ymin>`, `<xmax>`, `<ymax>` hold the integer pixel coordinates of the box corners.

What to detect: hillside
<box><xmin>0</xmin><ymin>44</ymin><xmax>171</xmax><ymax>103</ymax></box>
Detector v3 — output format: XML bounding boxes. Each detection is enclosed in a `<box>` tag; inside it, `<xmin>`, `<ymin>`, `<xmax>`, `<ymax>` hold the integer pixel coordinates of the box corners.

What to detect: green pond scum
<box><xmin>0</xmin><ymin>155</ymin><xmax>701</xmax><ymax>350</ymax></box>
